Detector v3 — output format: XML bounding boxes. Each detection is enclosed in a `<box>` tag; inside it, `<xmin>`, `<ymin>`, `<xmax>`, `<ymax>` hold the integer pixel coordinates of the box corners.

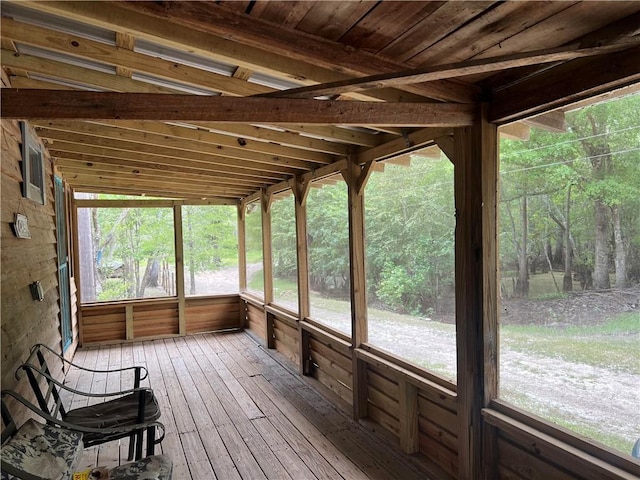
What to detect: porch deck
<box><xmin>69</xmin><ymin>331</ymin><xmax>436</xmax><ymax>480</ymax></box>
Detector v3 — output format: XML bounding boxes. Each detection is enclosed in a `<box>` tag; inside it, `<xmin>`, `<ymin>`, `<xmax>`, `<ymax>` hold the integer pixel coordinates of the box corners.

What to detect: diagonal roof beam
<box><xmin>490</xmin><ymin>46</ymin><xmax>640</xmax><ymax>123</ymax></box>
<box><xmin>1</xmin><ymin>90</ymin><xmax>477</xmax><ymax>127</ymax></box>
<box><xmin>259</xmin><ymin>38</ymin><xmax>640</xmax><ymax>100</ymax></box>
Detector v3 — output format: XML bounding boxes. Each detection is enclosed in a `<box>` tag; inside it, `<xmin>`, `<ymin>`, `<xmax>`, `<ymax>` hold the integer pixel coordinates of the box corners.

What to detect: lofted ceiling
<box><xmin>1</xmin><ymin>1</ymin><xmax>639</xmax><ymax>201</ymax></box>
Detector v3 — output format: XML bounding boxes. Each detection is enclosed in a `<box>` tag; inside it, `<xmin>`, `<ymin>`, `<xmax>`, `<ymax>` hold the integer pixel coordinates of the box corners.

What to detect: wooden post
<box><xmin>292</xmin><ymin>176</ymin><xmax>311</xmax><ymax>375</ymax></box>
<box><xmin>399</xmin><ymin>379</ymin><xmax>419</xmax><ymax>453</ymax></box>
<box><xmin>125</xmin><ymin>304</ymin><xmax>134</xmax><ymax>340</ymax></box>
<box><xmin>69</xmin><ymin>194</ymin><xmax>84</xmax><ymax>346</ymax></box>
<box><xmin>453</xmin><ymin>104</ymin><xmax>498</xmax><ymax>480</ymax></box>
<box><xmin>173</xmin><ymin>205</ymin><xmax>186</xmax><ymax>336</ymax></box>
<box><xmin>237</xmin><ymin>203</ymin><xmax>247</xmax><ymax>328</ymax></box>
<box><xmin>261</xmin><ymin>189</ymin><xmax>274</xmax><ymax>345</ymax></box>
<box><xmin>342</xmin><ymin>157</ymin><xmax>373</xmax><ymax>420</ymax></box>
<box><xmin>238</xmin><ymin>203</ymin><xmax>247</xmax><ymax>292</ymax></box>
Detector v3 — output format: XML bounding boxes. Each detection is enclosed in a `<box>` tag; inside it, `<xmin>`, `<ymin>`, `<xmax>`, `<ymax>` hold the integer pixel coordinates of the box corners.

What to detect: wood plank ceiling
<box><xmin>2</xmin><ymin>1</ymin><xmax>639</xmax><ymax>200</ymax></box>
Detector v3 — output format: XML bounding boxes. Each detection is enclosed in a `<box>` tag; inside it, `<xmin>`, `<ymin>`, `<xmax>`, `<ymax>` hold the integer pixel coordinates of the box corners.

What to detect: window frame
<box><xmin>21</xmin><ymin>121</ymin><xmax>46</xmax><ymax>205</ymax></box>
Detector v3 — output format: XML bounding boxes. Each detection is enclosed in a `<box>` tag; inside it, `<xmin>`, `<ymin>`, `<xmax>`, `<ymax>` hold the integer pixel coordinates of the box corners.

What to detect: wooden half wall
<box><xmin>80</xmin><ymin>295</ymin><xmax>242</xmax><ymax>345</ymax></box>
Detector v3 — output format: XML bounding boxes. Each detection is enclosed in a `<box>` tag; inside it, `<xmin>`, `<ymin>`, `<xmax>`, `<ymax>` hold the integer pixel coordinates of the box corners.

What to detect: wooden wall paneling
<box><xmin>453</xmin><ymin>104</ymin><xmax>499</xmax><ymax>480</ymax></box>
<box><xmin>418</xmin><ymin>415</ymin><xmax>459</xmax><ymax>454</ymax></box>
<box><xmin>132</xmin><ymin>303</ymin><xmax>180</xmax><ymax>338</ymax></box>
<box><xmin>419</xmin><ymin>433</ymin><xmax>459</xmax><ymax>479</ymax></box>
<box><xmin>81</xmin><ymin>306</ymin><xmax>126</xmax><ymax>344</ymax></box>
<box><xmin>484</xmin><ymin>409</ymin><xmax>640</xmax><ymax>480</ymax></box>
<box><xmin>245</xmin><ymin>301</ymin><xmax>265</xmax><ymax>339</ymax></box>
<box><xmin>185</xmin><ymin>296</ymin><xmax>241</xmax><ymax>334</ymax></box>
<box><xmin>496</xmin><ymin>435</ymin><xmax>576</xmax><ymax>480</ymax></box>
<box><xmin>1</xmin><ymin>112</ymin><xmax>67</xmax><ymax>416</ymax></box>
<box><xmin>367</xmin><ymin>402</ymin><xmax>400</xmax><ymax>438</ymax></box>
<box><xmin>341</xmin><ymin>156</ymin><xmax>369</xmax><ymax>420</ymax></box>
<box><xmin>173</xmin><ymin>206</ymin><xmax>186</xmax><ymax>335</ymax></box>
<box><xmin>273</xmin><ymin>317</ymin><xmax>299</xmax><ymax>364</ymax></box>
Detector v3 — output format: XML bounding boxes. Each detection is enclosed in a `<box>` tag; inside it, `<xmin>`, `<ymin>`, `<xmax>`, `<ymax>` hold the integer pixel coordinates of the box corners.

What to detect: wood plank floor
<box><xmin>69</xmin><ymin>331</ymin><xmax>436</xmax><ymax>480</ymax></box>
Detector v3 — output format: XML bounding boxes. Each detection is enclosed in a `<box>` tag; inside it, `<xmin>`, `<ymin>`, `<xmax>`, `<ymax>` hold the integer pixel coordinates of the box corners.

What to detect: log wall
<box><xmin>1</xmin><ymin>69</ymin><xmax>78</xmax><ymax>417</ymax></box>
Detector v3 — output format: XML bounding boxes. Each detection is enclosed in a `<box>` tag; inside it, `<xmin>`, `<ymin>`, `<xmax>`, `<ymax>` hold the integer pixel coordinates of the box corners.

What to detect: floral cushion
<box><xmin>106</xmin><ymin>455</ymin><xmax>173</xmax><ymax>480</ymax></box>
<box><xmin>1</xmin><ymin>418</ymin><xmax>84</xmax><ymax>480</ymax></box>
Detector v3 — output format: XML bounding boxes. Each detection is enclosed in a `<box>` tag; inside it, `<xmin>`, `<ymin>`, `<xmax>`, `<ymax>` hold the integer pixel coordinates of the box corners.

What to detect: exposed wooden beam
<box><xmin>260</xmin><ymin>39</ymin><xmax>640</xmax><ymax>99</ymax></box>
<box><xmin>61</xmin><ymin>172</ymin><xmax>250</xmax><ymax>198</ymax></box>
<box><xmin>66</xmin><ymin>179</ymin><xmax>245</xmax><ymax>200</ymax></box>
<box><xmin>105</xmin><ymin>1</ymin><xmax>480</xmax><ymax>103</ymax></box>
<box><xmin>524</xmin><ymin>111</ymin><xmax>567</xmax><ymax>133</ymax></box>
<box><xmin>115</xmin><ymin>32</ymin><xmax>135</xmax><ymax>78</ymax></box>
<box><xmin>13</xmin><ymin>1</ymin><xmax>434</xmax><ymax>104</ymax></box>
<box><xmin>1</xmin><ymin>49</ymin><xmax>176</xmax><ymax>93</ymax></box>
<box><xmin>48</xmin><ymin>144</ymin><xmax>285</xmax><ymax>182</ymax></box>
<box><xmin>1</xmin><ymin>17</ymin><xmax>270</xmax><ymax>97</ymax></box>
<box><xmin>52</xmin><ymin>153</ymin><xmax>267</xmax><ymax>188</ymax></box>
<box><xmin>490</xmin><ymin>46</ymin><xmax>640</xmax><ymax>123</ymax></box>
<box><xmin>56</xmin><ymin>165</ymin><xmax>253</xmax><ymax>195</ymax></box>
<box><xmin>34</xmin><ymin>122</ymin><xmax>322</xmax><ymax>170</ymax></box>
<box><xmin>75</xmin><ymin>198</ymin><xmax>240</xmax><ymax>208</ymax></box>
<box><xmin>2</xmin><ymin>50</ymin><xmax>380</xmax><ymax>149</ymax></box>
<box><xmin>5</xmin><ymin>70</ymin><xmax>356</xmax><ymax>153</ymax></box>
<box><xmin>75</xmin><ymin>120</ymin><xmax>336</xmax><ymax>164</ymax></box>
<box><xmin>2</xmin><ymin>90</ymin><xmax>477</xmax><ymax>126</ymax></box>
<box><xmin>357</xmin><ymin>127</ymin><xmax>453</xmax><ymax>164</ymax></box>
<box><xmin>37</xmin><ymin>128</ymin><xmax>304</xmax><ymax>176</ymax></box>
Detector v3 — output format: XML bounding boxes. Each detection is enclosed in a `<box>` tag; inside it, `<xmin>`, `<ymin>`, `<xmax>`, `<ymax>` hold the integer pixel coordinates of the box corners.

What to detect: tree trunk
<box><xmin>515</xmin><ymin>195</ymin><xmax>529</xmax><ymax>297</ymax></box>
<box><xmin>612</xmin><ymin>204</ymin><xmax>628</xmax><ymax>288</ymax></box>
<box><xmin>593</xmin><ymin>198</ymin><xmax>611</xmax><ymax>289</ymax></box>
<box><xmin>563</xmin><ymin>184</ymin><xmax>573</xmax><ymax>292</ymax></box>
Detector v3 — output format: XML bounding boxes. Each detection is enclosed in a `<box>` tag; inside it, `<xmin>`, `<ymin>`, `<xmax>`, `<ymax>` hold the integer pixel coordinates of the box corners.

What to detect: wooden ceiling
<box><xmin>1</xmin><ymin>1</ymin><xmax>639</xmax><ymax>201</ymax></box>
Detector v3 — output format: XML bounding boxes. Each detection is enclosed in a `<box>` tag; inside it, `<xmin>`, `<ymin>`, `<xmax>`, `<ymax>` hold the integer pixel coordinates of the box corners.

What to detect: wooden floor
<box><xmin>68</xmin><ymin>331</ymin><xmax>436</xmax><ymax>480</ymax></box>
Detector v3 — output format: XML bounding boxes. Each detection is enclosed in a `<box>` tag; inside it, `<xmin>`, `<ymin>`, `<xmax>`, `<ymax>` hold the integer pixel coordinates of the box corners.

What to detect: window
<box><xmin>365</xmin><ymin>152</ymin><xmax>456</xmax><ymax>382</ymax></box>
<box><xmin>271</xmin><ymin>191</ymin><xmax>298</xmax><ymax>312</ymax></box>
<box><xmin>21</xmin><ymin>122</ymin><xmax>46</xmax><ymax>205</ymax></box>
<box><xmin>77</xmin><ymin>207</ymin><xmax>175</xmax><ymax>302</ymax></box>
<box><xmin>182</xmin><ymin>205</ymin><xmax>239</xmax><ymax>296</ymax></box>
<box><xmin>245</xmin><ymin>201</ymin><xmax>264</xmax><ymax>299</ymax></box>
<box><xmin>307</xmin><ymin>178</ymin><xmax>351</xmax><ymax>335</ymax></box>
<box><xmin>498</xmin><ymin>93</ymin><xmax>640</xmax><ymax>456</ymax></box>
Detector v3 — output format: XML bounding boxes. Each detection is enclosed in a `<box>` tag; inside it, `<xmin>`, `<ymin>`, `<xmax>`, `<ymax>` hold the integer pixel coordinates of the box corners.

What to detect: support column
<box><xmin>342</xmin><ymin>157</ymin><xmax>374</xmax><ymax>420</ymax></box>
<box><xmin>292</xmin><ymin>176</ymin><xmax>311</xmax><ymax>375</ymax></box>
<box><xmin>173</xmin><ymin>205</ymin><xmax>186</xmax><ymax>336</ymax></box>
<box><xmin>261</xmin><ymin>189</ymin><xmax>274</xmax><ymax>347</ymax></box>
<box><xmin>453</xmin><ymin>104</ymin><xmax>499</xmax><ymax>480</ymax></box>
<box><xmin>237</xmin><ymin>203</ymin><xmax>247</xmax><ymax>328</ymax></box>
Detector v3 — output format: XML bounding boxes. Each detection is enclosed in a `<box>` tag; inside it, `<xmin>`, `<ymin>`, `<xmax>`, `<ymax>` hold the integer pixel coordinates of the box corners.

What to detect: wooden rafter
<box><xmin>17</xmin><ymin>0</ymin><xmax>477</xmax><ymax>103</ymax></box>
<box><xmin>260</xmin><ymin>39</ymin><xmax>640</xmax><ymax>99</ymax></box>
<box><xmin>34</xmin><ymin>122</ymin><xmax>326</xmax><ymax>169</ymax></box>
<box><xmin>2</xmin><ymin>90</ymin><xmax>477</xmax><ymax>126</ymax></box>
<box><xmin>490</xmin><ymin>45</ymin><xmax>640</xmax><ymax>123</ymax></box>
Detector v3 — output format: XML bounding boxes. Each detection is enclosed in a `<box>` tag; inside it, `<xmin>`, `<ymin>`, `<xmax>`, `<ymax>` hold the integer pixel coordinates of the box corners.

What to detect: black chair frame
<box><xmin>15</xmin><ymin>344</ymin><xmax>163</xmax><ymax>459</ymax></box>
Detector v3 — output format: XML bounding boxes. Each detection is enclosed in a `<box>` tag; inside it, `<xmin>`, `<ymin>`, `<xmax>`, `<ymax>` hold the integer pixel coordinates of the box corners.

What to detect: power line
<box><xmin>501</xmin><ymin>146</ymin><xmax>640</xmax><ymax>175</ymax></box>
<box><xmin>504</xmin><ymin>124</ymin><xmax>640</xmax><ymax>156</ymax></box>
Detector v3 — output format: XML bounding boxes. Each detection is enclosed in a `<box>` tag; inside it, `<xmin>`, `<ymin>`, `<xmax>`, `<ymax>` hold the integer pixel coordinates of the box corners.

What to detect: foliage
<box><xmin>365</xmin><ymin>157</ymin><xmax>455</xmax><ymax>315</ymax></box>
<box><xmin>500</xmin><ymin>93</ymin><xmax>640</xmax><ymax>293</ymax></box>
